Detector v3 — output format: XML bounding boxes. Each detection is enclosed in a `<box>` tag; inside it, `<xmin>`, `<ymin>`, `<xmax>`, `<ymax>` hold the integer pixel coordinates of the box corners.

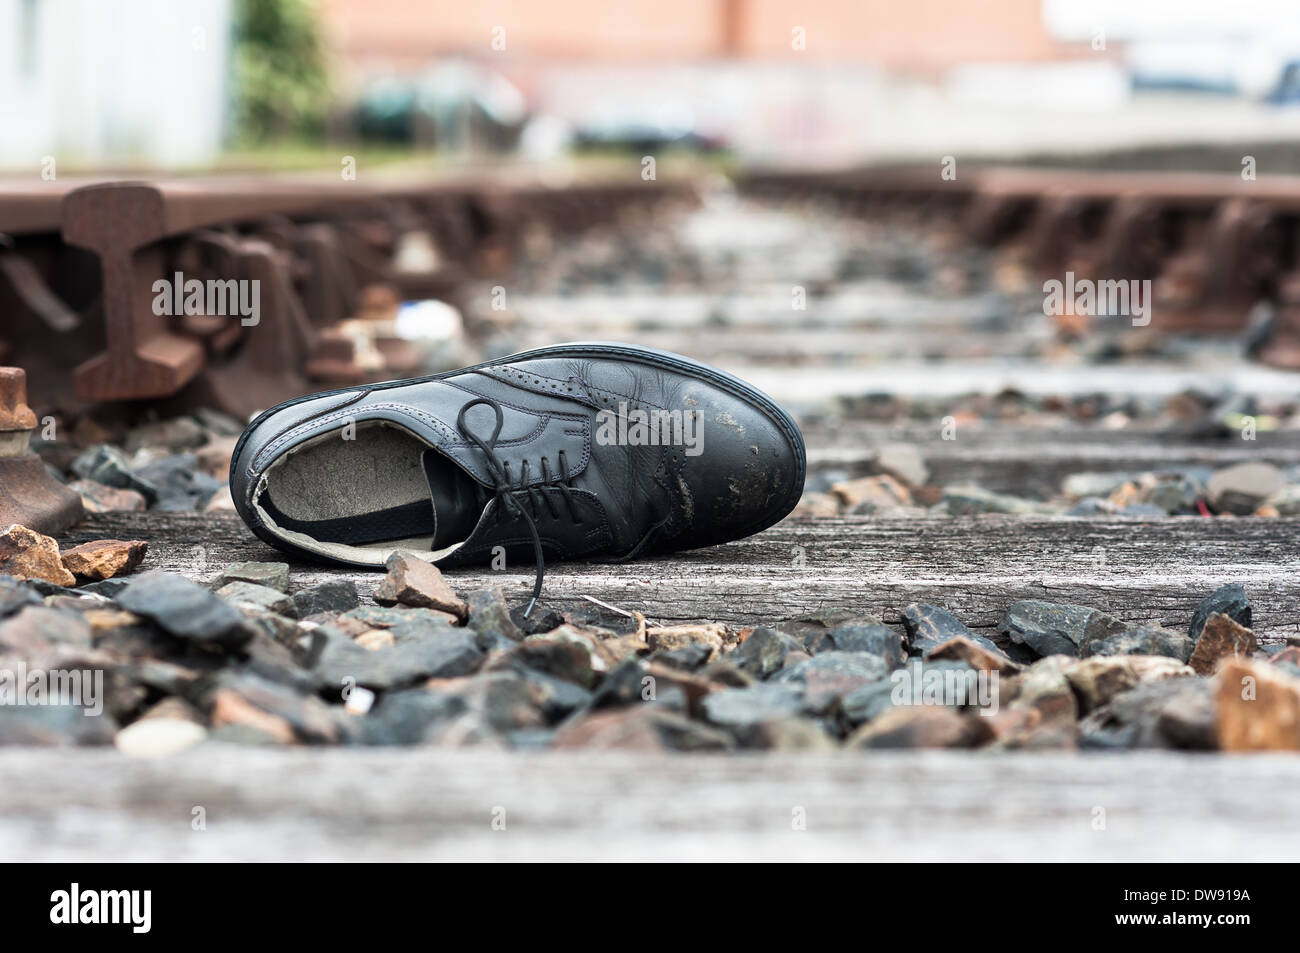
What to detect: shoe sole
<box><xmin>233</xmin><ymin>341</ymin><xmax>806</xmax><ymax>552</ymax></box>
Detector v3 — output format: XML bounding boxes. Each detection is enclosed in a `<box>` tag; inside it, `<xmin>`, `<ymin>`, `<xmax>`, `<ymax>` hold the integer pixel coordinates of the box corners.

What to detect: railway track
<box><xmin>0</xmin><ymin>171</ymin><xmax>693</xmax><ymax>416</ymax></box>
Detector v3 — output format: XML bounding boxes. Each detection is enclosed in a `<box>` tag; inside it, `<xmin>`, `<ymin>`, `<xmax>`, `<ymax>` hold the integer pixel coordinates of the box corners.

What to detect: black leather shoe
<box><xmin>229</xmin><ymin>342</ymin><xmax>805</xmax><ymax>614</ymax></box>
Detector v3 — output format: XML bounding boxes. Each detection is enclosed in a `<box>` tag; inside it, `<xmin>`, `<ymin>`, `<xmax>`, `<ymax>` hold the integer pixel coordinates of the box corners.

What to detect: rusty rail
<box><xmin>0</xmin><ymin>174</ymin><xmax>693</xmax><ymax>416</ymax></box>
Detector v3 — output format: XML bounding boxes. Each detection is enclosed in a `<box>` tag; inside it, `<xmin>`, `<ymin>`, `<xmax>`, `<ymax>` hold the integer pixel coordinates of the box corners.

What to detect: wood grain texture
<box><xmin>61</xmin><ymin>511</ymin><xmax>1300</xmax><ymax>644</ymax></box>
<box><xmin>1</xmin><ymin>747</ymin><xmax>1296</xmax><ymax>861</ymax></box>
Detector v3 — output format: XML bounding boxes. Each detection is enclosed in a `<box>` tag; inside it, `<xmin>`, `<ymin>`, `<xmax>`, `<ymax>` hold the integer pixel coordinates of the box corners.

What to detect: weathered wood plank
<box><xmin>1</xmin><ymin>747</ymin><xmax>1297</xmax><ymax>861</ymax></box>
<box><xmin>61</xmin><ymin>512</ymin><xmax>1300</xmax><ymax>643</ymax></box>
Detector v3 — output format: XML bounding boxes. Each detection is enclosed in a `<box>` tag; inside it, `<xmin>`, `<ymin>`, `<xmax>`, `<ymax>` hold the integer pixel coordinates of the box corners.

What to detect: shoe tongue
<box><xmin>422</xmin><ymin>449</ymin><xmax>484</xmax><ymax>549</ymax></box>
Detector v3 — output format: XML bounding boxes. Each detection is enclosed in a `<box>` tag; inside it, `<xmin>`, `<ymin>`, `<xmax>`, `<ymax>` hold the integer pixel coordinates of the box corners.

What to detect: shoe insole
<box><xmin>261</xmin><ymin>449</ymin><xmax>481</xmax><ymax>548</ymax></box>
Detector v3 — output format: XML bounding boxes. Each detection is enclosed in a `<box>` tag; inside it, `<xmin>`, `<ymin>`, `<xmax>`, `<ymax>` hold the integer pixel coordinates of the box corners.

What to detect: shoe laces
<box><xmin>455</xmin><ymin>396</ymin><xmax>580</xmax><ymax>617</ymax></box>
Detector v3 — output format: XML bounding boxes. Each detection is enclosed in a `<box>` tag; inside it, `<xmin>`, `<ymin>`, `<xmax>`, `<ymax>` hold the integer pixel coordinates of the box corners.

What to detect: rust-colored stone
<box><xmin>60</xmin><ymin>538</ymin><xmax>149</xmax><ymax>581</ymax></box>
<box><xmin>0</xmin><ymin>523</ymin><xmax>75</xmax><ymax>586</ymax></box>
<box><xmin>1215</xmin><ymin>658</ymin><xmax>1300</xmax><ymax>751</ymax></box>
<box><xmin>1189</xmin><ymin>612</ymin><xmax>1258</xmax><ymax>676</ymax></box>
<box><xmin>373</xmin><ymin>551</ymin><xmax>468</xmax><ymax>619</ymax></box>
<box><xmin>927</xmin><ymin>634</ymin><xmax>1021</xmax><ymax>674</ymax></box>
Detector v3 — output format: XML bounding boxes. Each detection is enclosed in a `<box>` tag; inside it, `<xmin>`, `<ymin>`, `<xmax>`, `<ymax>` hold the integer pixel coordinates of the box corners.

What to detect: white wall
<box><xmin>0</xmin><ymin>0</ymin><xmax>232</xmax><ymax>170</ymax></box>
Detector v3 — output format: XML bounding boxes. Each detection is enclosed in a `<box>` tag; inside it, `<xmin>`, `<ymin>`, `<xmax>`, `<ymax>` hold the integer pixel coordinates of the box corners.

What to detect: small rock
<box><xmin>207</xmin><ymin>672</ymin><xmax>340</xmax><ymax>743</ymax></box>
<box><xmin>212</xmin><ymin>561</ymin><xmax>290</xmax><ymax>593</ymax></box>
<box><xmin>125</xmin><ymin>417</ymin><xmax>207</xmax><ymax>454</ymax></box>
<box><xmin>1207</xmin><ymin>462</ymin><xmax>1284</xmax><ymax>515</ymax></box>
<box><xmin>59</xmin><ymin>539</ymin><xmax>148</xmax><ymax>581</ymax></box>
<box><xmin>1081</xmin><ymin>624</ymin><xmax>1193</xmax><ymax>662</ymax></box>
<box><xmin>465</xmin><ymin>588</ymin><xmax>524</xmax><ymax>643</ymax></box>
<box><xmin>0</xmin><ymin>703</ymin><xmax>117</xmax><ymax>746</ymax></box>
<box><xmin>373</xmin><ymin>551</ymin><xmax>468</xmax><ymax>619</ymax></box>
<box><xmin>830</xmin><ymin>474</ymin><xmax>911</xmax><ymax>510</ymax></box>
<box><xmin>941</xmin><ymin>485</ymin><xmax>1043</xmax><ymax>516</ymax></box>
<box><xmin>651</xmin><ymin>642</ymin><xmax>714</xmax><ymax>671</ymax></box>
<box><xmin>701</xmin><ymin>683</ymin><xmax>804</xmax><ymax>730</ymax></box>
<box><xmin>772</xmin><ymin>651</ymin><xmax>891</xmax><ymax>713</ymax></box>
<box><xmin>847</xmin><ymin>706</ymin><xmax>992</xmax><ymax>749</ymax></box>
<box><xmin>1214</xmin><ymin>658</ymin><xmax>1300</xmax><ymax>750</ymax></box>
<box><xmin>1079</xmin><ymin>678</ymin><xmax>1215</xmax><ymax>750</ymax></box>
<box><xmin>805</xmin><ymin>617</ymin><xmax>905</xmax><ymax>667</ymax></box>
<box><xmin>0</xmin><ymin>524</ymin><xmax>75</xmax><ymax>586</ymax></box>
<box><xmin>216</xmin><ymin>580</ymin><xmax>297</xmax><ymax>618</ymax></box>
<box><xmin>310</xmin><ymin>627</ymin><xmax>482</xmax><ymax>691</ymax></box>
<box><xmin>1265</xmin><ymin>484</ymin><xmax>1300</xmax><ymax>516</ymax></box>
<box><xmin>69</xmin><ymin>479</ymin><xmax>148</xmax><ymax>513</ymax></box>
<box><xmin>1062</xmin><ymin>471</ymin><xmax>1137</xmax><ymax>499</ymax></box>
<box><xmin>292</xmin><ymin>580</ymin><xmax>359</xmax><ymax>617</ymax></box>
<box><xmin>791</xmin><ymin>491</ymin><xmax>840</xmax><ymax>518</ymax></box>
<box><xmin>343</xmin><ymin>605</ymin><xmax>459</xmax><ymax>630</ymax></box>
<box><xmin>645</xmin><ymin>623</ymin><xmax>724</xmax><ymax>660</ymax></box>
<box><xmin>114</xmin><ymin>718</ymin><xmax>207</xmax><ymax>758</ymax></box>
<box><xmin>1065</xmin><ymin>497</ymin><xmax>1117</xmax><ymax>517</ymax></box>
<box><xmin>1008</xmin><ymin>656</ymin><xmax>1079</xmax><ymax>725</ymax></box>
<box><xmin>1189</xmin><ymin>612</ymin><xmax>1257</xmax><ymax>675</ymax></box>
<box><xmin>1138</xmin><ymin>476</ymin><xmax>1203</xmax><ymax>515</ymax></box>
<box><xmin>70</xmin><ymin>445</ymin><xmax>158</xmax><ymax>501</ymax></box>
<box><xmin>0</xmin><ymin>575</ymin><xmax>41</xmax><ymax>617</ymax></box>
<box><xmin>1065</xmin><ymin>656</ymin><xmax>1194</xmax><ymax>714</ymax></box>
<box><xmin>134</xmin><ymin>453</ymin><xmax>222</xmax><ymax>510</ymax></box>
<box><xmin>927</xmin><ymin>635</ymin><xmax>1019</xmax><ymax>674</ymax></box>
<box><xmin>500</xmin><ymin>638</ymin><xmax>597</xmax><ymax>687</ymax></box>
<box><xmin>116</xmin><ymin>570</ymin><xmax>253</xmax><ymax>647</ymax></box>
<box><xmin>729</xmin><ymin>626</ymin><xmax>804</xmax><ymax>678</ymax></box>
<box><xmin>195</xmin><ymin>435</ymin><xmax>239</xmax><ymax>477</ymax></box>
<box><xmin>874</xmin><ymin>444</ymin><xmax>928</xmax><ymax>488</ymax></box>
<box><xmin>552</xmin><ymin>707</ymin><xmax>734</xmax><ymax>752</ymax></box>
<box><xmin>999</xmin><ymin>600</ymin><xmax>1122</xmax><ymax>659</ymax></box>
<box><xmin>841</xmin><ymin>660</ymin><xmax>976</xmax><ymax>725</ymax></box>
<box><xmin>901</xmin><ymin>603</ymin><xmax>997</xmax><ymax>654</ymax></box>
<box><xmin>1189</xmin><ymin>583</ymin><xmax>1251</xmax><ymax>642</ymax></box>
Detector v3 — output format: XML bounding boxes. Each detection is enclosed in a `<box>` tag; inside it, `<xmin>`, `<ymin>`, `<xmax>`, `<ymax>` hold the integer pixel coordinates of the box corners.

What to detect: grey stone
<box><xmin>701</xmin><ymin>682</ymin><xmax>804</xmax><ymax>729</ymax></box>
<box><xmin>1189</xmin><ymin>584</ymin><xmax>1251</xmax><ymax>642</ymax></box>
<box><xmin>212</xmin><ymin>561</ymin><xmax>291</xmax><ymax>593</ymax></box>
<box><xmin>206</xmin><ymin>671</ymin><xmax>341</xmax><ymax>743</ymax></box>
<box><xmin>115</xmin><ymin>571</ymin><xmax>253</xmax><ymax>647</ymax></box>
<box><xmin>999</xmin><ymin>600</ymin><xmax>1124</xmax><ymax>659</ymax></box>
<box><xmin>729</xmin><ymin>626</ymin><xmax>804</xmax><ymax>678</ymax></box>
<box><xmin>1207</xmin><ymin>462</ymin><xmax>1284</xmax><ymax>515</ymax></box>
<box><xmin>841</xmin><ymin>659</ymin><xmax>975</xmax><ymax>725</ymax></box>
<box><xmin>0</xmin><ymin>575</ymin><xmax>40</xmax><ymax>617</ymax></box>
<box><xmin>466</xmin><ymin>588</ymin><xmax>525</xmax><ymax>643</ymax></box>
<box><xmin>134</xmin><ymin>454</ymin><xmax>222</xmax><ymax>510</ymax></box>
<box><xmin>1081</xmin><ymin>624</ymin><xmax>1193</xmax><ymax>663</ymax></box>
<box><xmin>1139</xmin><ymin>476</ymin><xmax>1203</xmax><ymax>515</ymax></box>
<box><xmin>0</xmin><ymin>703</ymin><xmax>117</xmax><ymax>746</ymax></box>
<box><xmin>941</xmin><ymin>485</ymin><xmax>1044</xmax><ymax>515</ymax></box>
<box><xmin>900</xmin><ymin>603</ymin><xmax>998</xmax><ymax>655</ymax></box>
<box><xmin>309</xmin><ymin>627</ymin><xmax>483</xmax><ymax>691</ymax></box>
<box><xmin>70</xmin><ymin>445</ymin><xmax>159</xmax><ymax>502</ymax></box>
<box><xmin>1062</xmin><ymin>471</ymin><xmax>1138</xmax><ymax>498</ymax></box>
<box><xmin>292</xmin><ymin>580</ymin><xmax>359</xmax><ymax>617</ymax></box>
<box><xmin>649</xmin><ymin>642</ymin><xmax>714</xmax><ymax>671</ymax></box>
<box><xmin>1078</xmin><ymin>678</ymin><xmax>1215</xmax><ymax>750</ymax></box>
<box><xmin>805</xmin><ymin>617</ymin><xmax>905</xmax><ymax>667</ymax></box>
<box><xmin>216</xmin><ymin>581</ymin><xmax>297</xmax><ymax>618</ymax></box>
